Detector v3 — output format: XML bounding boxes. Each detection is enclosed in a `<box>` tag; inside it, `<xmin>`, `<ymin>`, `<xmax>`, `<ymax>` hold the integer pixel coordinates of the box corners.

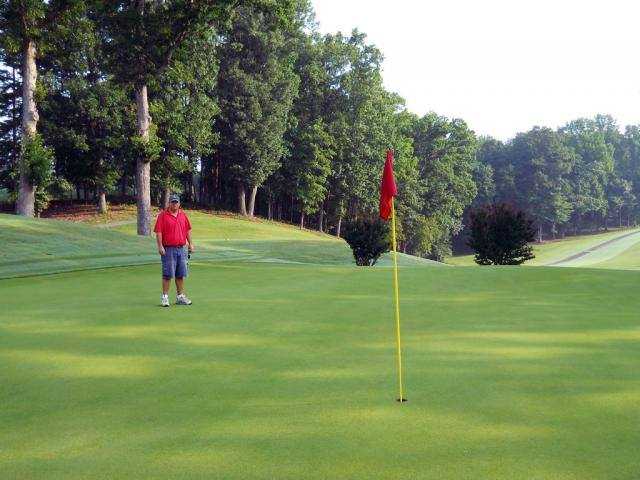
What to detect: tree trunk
<box><xmin>11</xmin><ymin>67</ymin><xmax>18</xmax><ymax>170</ymax></box>
<box><xmin>135</xmin><ymin>85</ymin><xmax>152</xmax><ymax>235</ymax></box>
<box><xmin>247</xmin><ymin>186</ymin><xmax>258</xmax><ymax>217</ymax></box>
<box><xmin>190</xmin><ymin>176</ymin><xmax>196</xmax><ymax>204</ymax></box>
<box><xmin>267</xmin><ymin>200</ymin><xmax>273</xmax><ymax>220</ymax></box>
<box><xmin>619</xmin><ymin>208</ymin><xmax>622</xmax><ymax>228</ymax></box>
<box><xmin>318</xmin><ymin>205</ymin><xmax>324</xmax><ymax>232</ymax></box>
<box><xmin>237</xmin><ymin>184</ymin><xmax>247</xmax><ymax>215</ymax></box>
<box><xmin>16</xmin><ymin>40</ymin><xmax>39</xmax><ymax>217</ymax></box>
<box><xmin>537</xmin><ymin>224</ymin><xmax>543</xmax><ymax>243</ymax></box>
<box><xmin>120</xmin><ymin>175</ymin><xmax>127</xmax><ymax>198</ymax></box>
<box><xmin>162</xmin><ymin>185</ymin><xmax>171</xmax><ymax>209</ymax></box>
<box><xmin>98</xmin><ymin>190</ymin><xmax>108</xmax><ymax>214</ymax></box>
<box><xmin>336</xmin><ymin>215</ymin><xmax>343</xmax><ymax>238</ymax></box>
<box><xmin>290</xmin><ymin>195</ymin><xmax>294</xmax><ymax>222</ymax></box>
<box><xmin>300</xmin><ymin>211</ymin><xmax>304</xmax><ymax>229</ymax></box>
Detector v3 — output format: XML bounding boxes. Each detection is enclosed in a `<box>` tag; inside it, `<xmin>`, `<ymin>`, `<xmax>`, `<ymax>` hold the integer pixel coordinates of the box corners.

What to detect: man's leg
<box><xmin>174</xmin><ymin>248</ymin><xmax>192</xmax><ymax>305</ymax></box>
<box><xmin>160</xmin><ymin>247</ymin><xmax>175</xmax><ymax>306</ymax></box>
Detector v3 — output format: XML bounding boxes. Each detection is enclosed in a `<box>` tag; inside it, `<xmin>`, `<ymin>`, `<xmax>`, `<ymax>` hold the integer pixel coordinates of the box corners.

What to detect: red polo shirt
<box><xmin>153</xmin><ymin>209</ymin><xmax>192</xmax><ymax>247</ymax></box>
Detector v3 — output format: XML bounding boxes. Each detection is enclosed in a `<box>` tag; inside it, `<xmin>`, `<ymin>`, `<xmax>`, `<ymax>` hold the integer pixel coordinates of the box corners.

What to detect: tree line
<box><xmin>471</xmin><ymin>116</ymin><xmax>640</xmax><ymax>244</ymax></box>
<box><xmin>1</xmin><ymin>1</ymin><xmax>638</xmax><ymax>260</ymax></box>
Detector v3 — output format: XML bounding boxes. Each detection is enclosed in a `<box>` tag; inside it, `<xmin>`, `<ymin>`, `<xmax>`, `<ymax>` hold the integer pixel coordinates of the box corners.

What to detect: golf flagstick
<box><xmin>379</xmin><ymin>149</ymin><xmax>406</xmax><ymax>403</ymax></box>
<box><xmin>390</xmin><ymin>198</ymin><xmax>406</xmax><ymax>402</ymax></box>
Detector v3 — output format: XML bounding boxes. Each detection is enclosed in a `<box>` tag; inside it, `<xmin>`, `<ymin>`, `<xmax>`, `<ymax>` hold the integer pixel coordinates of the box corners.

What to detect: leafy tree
<box><xmin>476</xmin><ymin>137</ymin><xmax>514</xmax><ymax>204</ymax></box>
<box><xmin>322</xmin><ymin>31</ymin><xmax>389</xmax><ymax>234</ymax></box>
<box><xmin>411</xmin><ymin>113</ymin><xmax>477</xmax><ymax>259</ymax></box>
<box><xmin>286</xmin><ymin>120</ymin><xmax>333</xmax><ymax>228</ymax></box>
<box><xmin>280</xmin><ymin>17</ymin><xmax>342</xmax><ymax>229</ymax></box>
<box><xmin>0</xmin><ymin>61</ymin><xmax>21</xmax><ymax>195</ymax></box>
<box><xmin>38</xmin><ymin>9</ymin><xmax>134</xmax><ymax>213</ymax></box>
<box><xmin>618</xmin><ymin>125</ymin><xmax>640</xmax><ymax>225</ymax></box>
<box><xmin>561</xmin><ymin>118</ymin><xmax>615</xmax><ymax>232</ymax></box>
<box><xmin>216</xmin><ymin>3</ymin><xmax>298</xmax><ymax>217</ymax></box>
<box><xmin>468</xmin><ymin>203</ymin><xmax>536</xmax><ymax>265</ymax></box>
<box><xmin>92</xmin><ymin>0</ymin><xmax>264</xmax><ymax>233</ymax></box>
<box><xmin>510</xmin><ymin>127</ymin><xmax>575</xmax><ymax>240</ymax></box>
<box><xmin>343</xmin><ymin>217</ymin><xmax>390</xmax><ymax>266</ymax></box>
<box><xmin>150</xmin><ymin>33</ymin><xmax>219</xmax><ymax>208</ymax></box>
<box><xmin>0</xmin><ymin>0</ymin><xmax>83</xmax><ymax>216</ymax></box>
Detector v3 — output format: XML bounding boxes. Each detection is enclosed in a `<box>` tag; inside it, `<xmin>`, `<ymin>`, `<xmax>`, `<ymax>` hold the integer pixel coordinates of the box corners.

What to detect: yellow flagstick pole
<box><xmin>390</xmin><ymin>198</ymin><xmax>406</xmax><ymax>402</ymax></box>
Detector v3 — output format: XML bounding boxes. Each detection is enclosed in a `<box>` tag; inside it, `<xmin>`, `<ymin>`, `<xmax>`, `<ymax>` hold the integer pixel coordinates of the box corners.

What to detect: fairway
<box><xmin>2</xmin><ymin>255</ymin><xmax>640</xmax><ymax>478</ymax></box>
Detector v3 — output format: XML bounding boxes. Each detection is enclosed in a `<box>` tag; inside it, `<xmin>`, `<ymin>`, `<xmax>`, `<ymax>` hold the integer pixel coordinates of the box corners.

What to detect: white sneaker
<box><xmin>161</xmin><ymin>294</ymin><xmax>170</xmax><ymax>307</ymax></box>
<box><xmin>176</xmin><ymin>293</ymin><xmax>192</xmax><ymax>305</ymax></box>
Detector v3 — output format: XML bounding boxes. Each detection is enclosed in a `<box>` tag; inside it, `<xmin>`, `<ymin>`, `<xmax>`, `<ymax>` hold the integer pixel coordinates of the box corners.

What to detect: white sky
<box><xmin>311</xmin><ymin>0</ymin><xmax>640</xmax><ymax>140</ymax></box>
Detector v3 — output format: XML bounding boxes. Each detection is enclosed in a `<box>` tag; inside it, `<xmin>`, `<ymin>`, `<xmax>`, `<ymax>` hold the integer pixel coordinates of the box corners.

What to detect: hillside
<box><xmin>0</xmin><ymin>211</ymin><xmax>439</xmax><ymax>278</ymax></box>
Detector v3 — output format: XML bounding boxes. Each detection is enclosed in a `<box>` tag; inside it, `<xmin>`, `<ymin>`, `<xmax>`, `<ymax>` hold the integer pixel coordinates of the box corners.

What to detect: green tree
<box><xmin>150</xmin><ymin>33</ymin><xmax>219</xmax><ymax>208</ymax></box>
<box><xmin>510</xmin><ymin>127</ymin><xmax>575</xmax><ymax>240</ymax></box>
<box><xmin>38</xmin><ymin>8</ymin><xmax>134</xmax><ymax>213</ymax></box>
<box><xmin>0</xmin><ymin>0</ymin><xmax>83</xmax><ymax>216</ymax></box>
<box><xmin>343</xmin><ymin>217</ymin><xmax>390</xmax><ymax>266</ymax></box>
<box><xmin>0</xmin><ymin>61</ymin><xmax>21</xmax><ymax>194</ymax></box>
<box><xmin>468</xmin><ymin>203</ymin><xmax>536</xmax><ymax>265</ymax></box>
<box><xmin>216</xmin><ymin>3</ymin><xmax>298</xmax><ymax>217</ymax></box>
<box><xmin>561</xmin><ymin>118</ymin><xmax>614</xmax><ymax>232</ymax></box>
<box><xmin>412</xmin><ymin>113</ymin><xmax>477</xmax><ymax>259</ymax></box>
<box><xmin>92</xmin><ymin>0</ymin><xmax>256</xmax><ymax>233</ymax></box>
<box><xmin>287</xmin><ymin>120</ymin><xmax>333</xmax><ymax>228</ymax></box>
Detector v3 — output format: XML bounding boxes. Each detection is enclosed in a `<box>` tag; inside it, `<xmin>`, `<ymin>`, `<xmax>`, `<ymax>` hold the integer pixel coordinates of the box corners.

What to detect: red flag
<box><xmin>379</xmin><ymin>149</ymin><xmax>397</xmax><ymax>220</ymax></box>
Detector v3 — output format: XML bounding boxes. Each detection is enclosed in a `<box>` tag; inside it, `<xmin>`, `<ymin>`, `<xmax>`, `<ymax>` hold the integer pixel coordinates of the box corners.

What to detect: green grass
<box><xmin>0</xmin><ymin>211</ymin><xmax>437</xmax><ymax>278</ymax></box>
<box><xmin>589</xmin><ymin>237</ymin><xmax>640</xmax><ymax>270</ymax></box>
<box><xmin>2</xmin><ymin>263</ymin><xmax>639</xmax><ymax>479</ymax></box>
<box><xmin>448</xmin><ymin>227</ymin><xmax>640</xmax><ymax>266</ymax></box>
<box><xmin>2</xmin><ymin>213</ymin><xmax>640</xmax><ymax>479</ymax></box>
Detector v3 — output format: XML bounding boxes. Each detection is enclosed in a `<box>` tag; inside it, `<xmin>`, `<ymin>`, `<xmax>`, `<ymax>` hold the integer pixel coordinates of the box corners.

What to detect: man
<box><xmin>153</xmin><ymin>194</ymin><xmax>194</xmax><ymax>307</ymax></box>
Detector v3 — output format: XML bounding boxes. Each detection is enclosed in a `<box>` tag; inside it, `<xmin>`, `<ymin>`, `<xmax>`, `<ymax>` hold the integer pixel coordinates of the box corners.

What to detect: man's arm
<box><xmin>186</xmin><ymin>230</ymin><xmax>194</xmax><ymax>253</ymax></box>
<box><xmin>156</xmin><ymin>232</ymin><xmax>166</xmax><ymax>256</ymax></box>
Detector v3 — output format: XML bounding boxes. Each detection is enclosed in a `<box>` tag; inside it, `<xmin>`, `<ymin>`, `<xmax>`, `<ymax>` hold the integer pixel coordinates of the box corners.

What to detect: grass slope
<box><xmin>2</xmin><ymin>264</ymin><xmax>639</xmax><ymax>479</ymax></box>
<box><xmin>0</xmin><ymin>212</ymin><xmax>437</xmax><ymax>278</ymax></box>
<box><xmin>448</xmin><ymin>227</ymin><xmax>640</xmax><ymax>267</ymax></box>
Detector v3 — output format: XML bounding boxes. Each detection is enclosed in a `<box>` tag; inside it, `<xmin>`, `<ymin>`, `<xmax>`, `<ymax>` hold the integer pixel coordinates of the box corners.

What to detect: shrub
<box><xmin>342</xmin><ymin>218</ymin><xmax>391</xmax><ymax>266</ymax></box>
<box><xmin>468</xmin><ymin>203</ymin><xmax>536</xmax><ymax>265</ymax></box>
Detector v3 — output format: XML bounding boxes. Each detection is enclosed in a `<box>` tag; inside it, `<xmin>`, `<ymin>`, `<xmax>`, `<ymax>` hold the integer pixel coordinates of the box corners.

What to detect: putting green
<box><xmin>2</xmin><ymin>262</ymin><xmax>640</xmax><ymax>479</ymax></box>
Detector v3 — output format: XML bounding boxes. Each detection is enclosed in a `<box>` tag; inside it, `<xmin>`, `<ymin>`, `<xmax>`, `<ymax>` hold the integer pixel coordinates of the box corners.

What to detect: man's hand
<box><xmin>159</xmin><ymin>246</ymin><xmax>166</xmax><ymax>256</ymax></box>
<box><xmin>188</xmin><ymin>243</ymin><xmax>194</xmax><ymax>253</ymax></box>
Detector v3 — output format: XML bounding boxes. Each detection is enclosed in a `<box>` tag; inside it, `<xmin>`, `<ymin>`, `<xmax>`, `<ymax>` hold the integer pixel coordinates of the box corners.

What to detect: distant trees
<box><xmin>468</xmin><ymin>203</ymin><xmax>535</xmax><ymax>265</ymax></box>
<box><xmin>472</xmin><ymin>115</ymin><xmax>640</xmax><ymax>244</ymax></box>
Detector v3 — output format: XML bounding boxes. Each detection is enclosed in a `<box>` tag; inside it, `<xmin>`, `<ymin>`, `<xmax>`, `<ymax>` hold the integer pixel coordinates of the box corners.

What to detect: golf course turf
<box><xmin>2</xmin><ymin>213</ymin><xmax>640</xmax><ymax>479</ymax></box>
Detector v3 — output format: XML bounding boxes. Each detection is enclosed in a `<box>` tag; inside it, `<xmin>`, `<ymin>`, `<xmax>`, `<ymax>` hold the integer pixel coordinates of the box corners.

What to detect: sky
<box><xmin>311</xmin><ymin>0</ymin><xmax>640</xmax><ymax>140</ymax></box>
